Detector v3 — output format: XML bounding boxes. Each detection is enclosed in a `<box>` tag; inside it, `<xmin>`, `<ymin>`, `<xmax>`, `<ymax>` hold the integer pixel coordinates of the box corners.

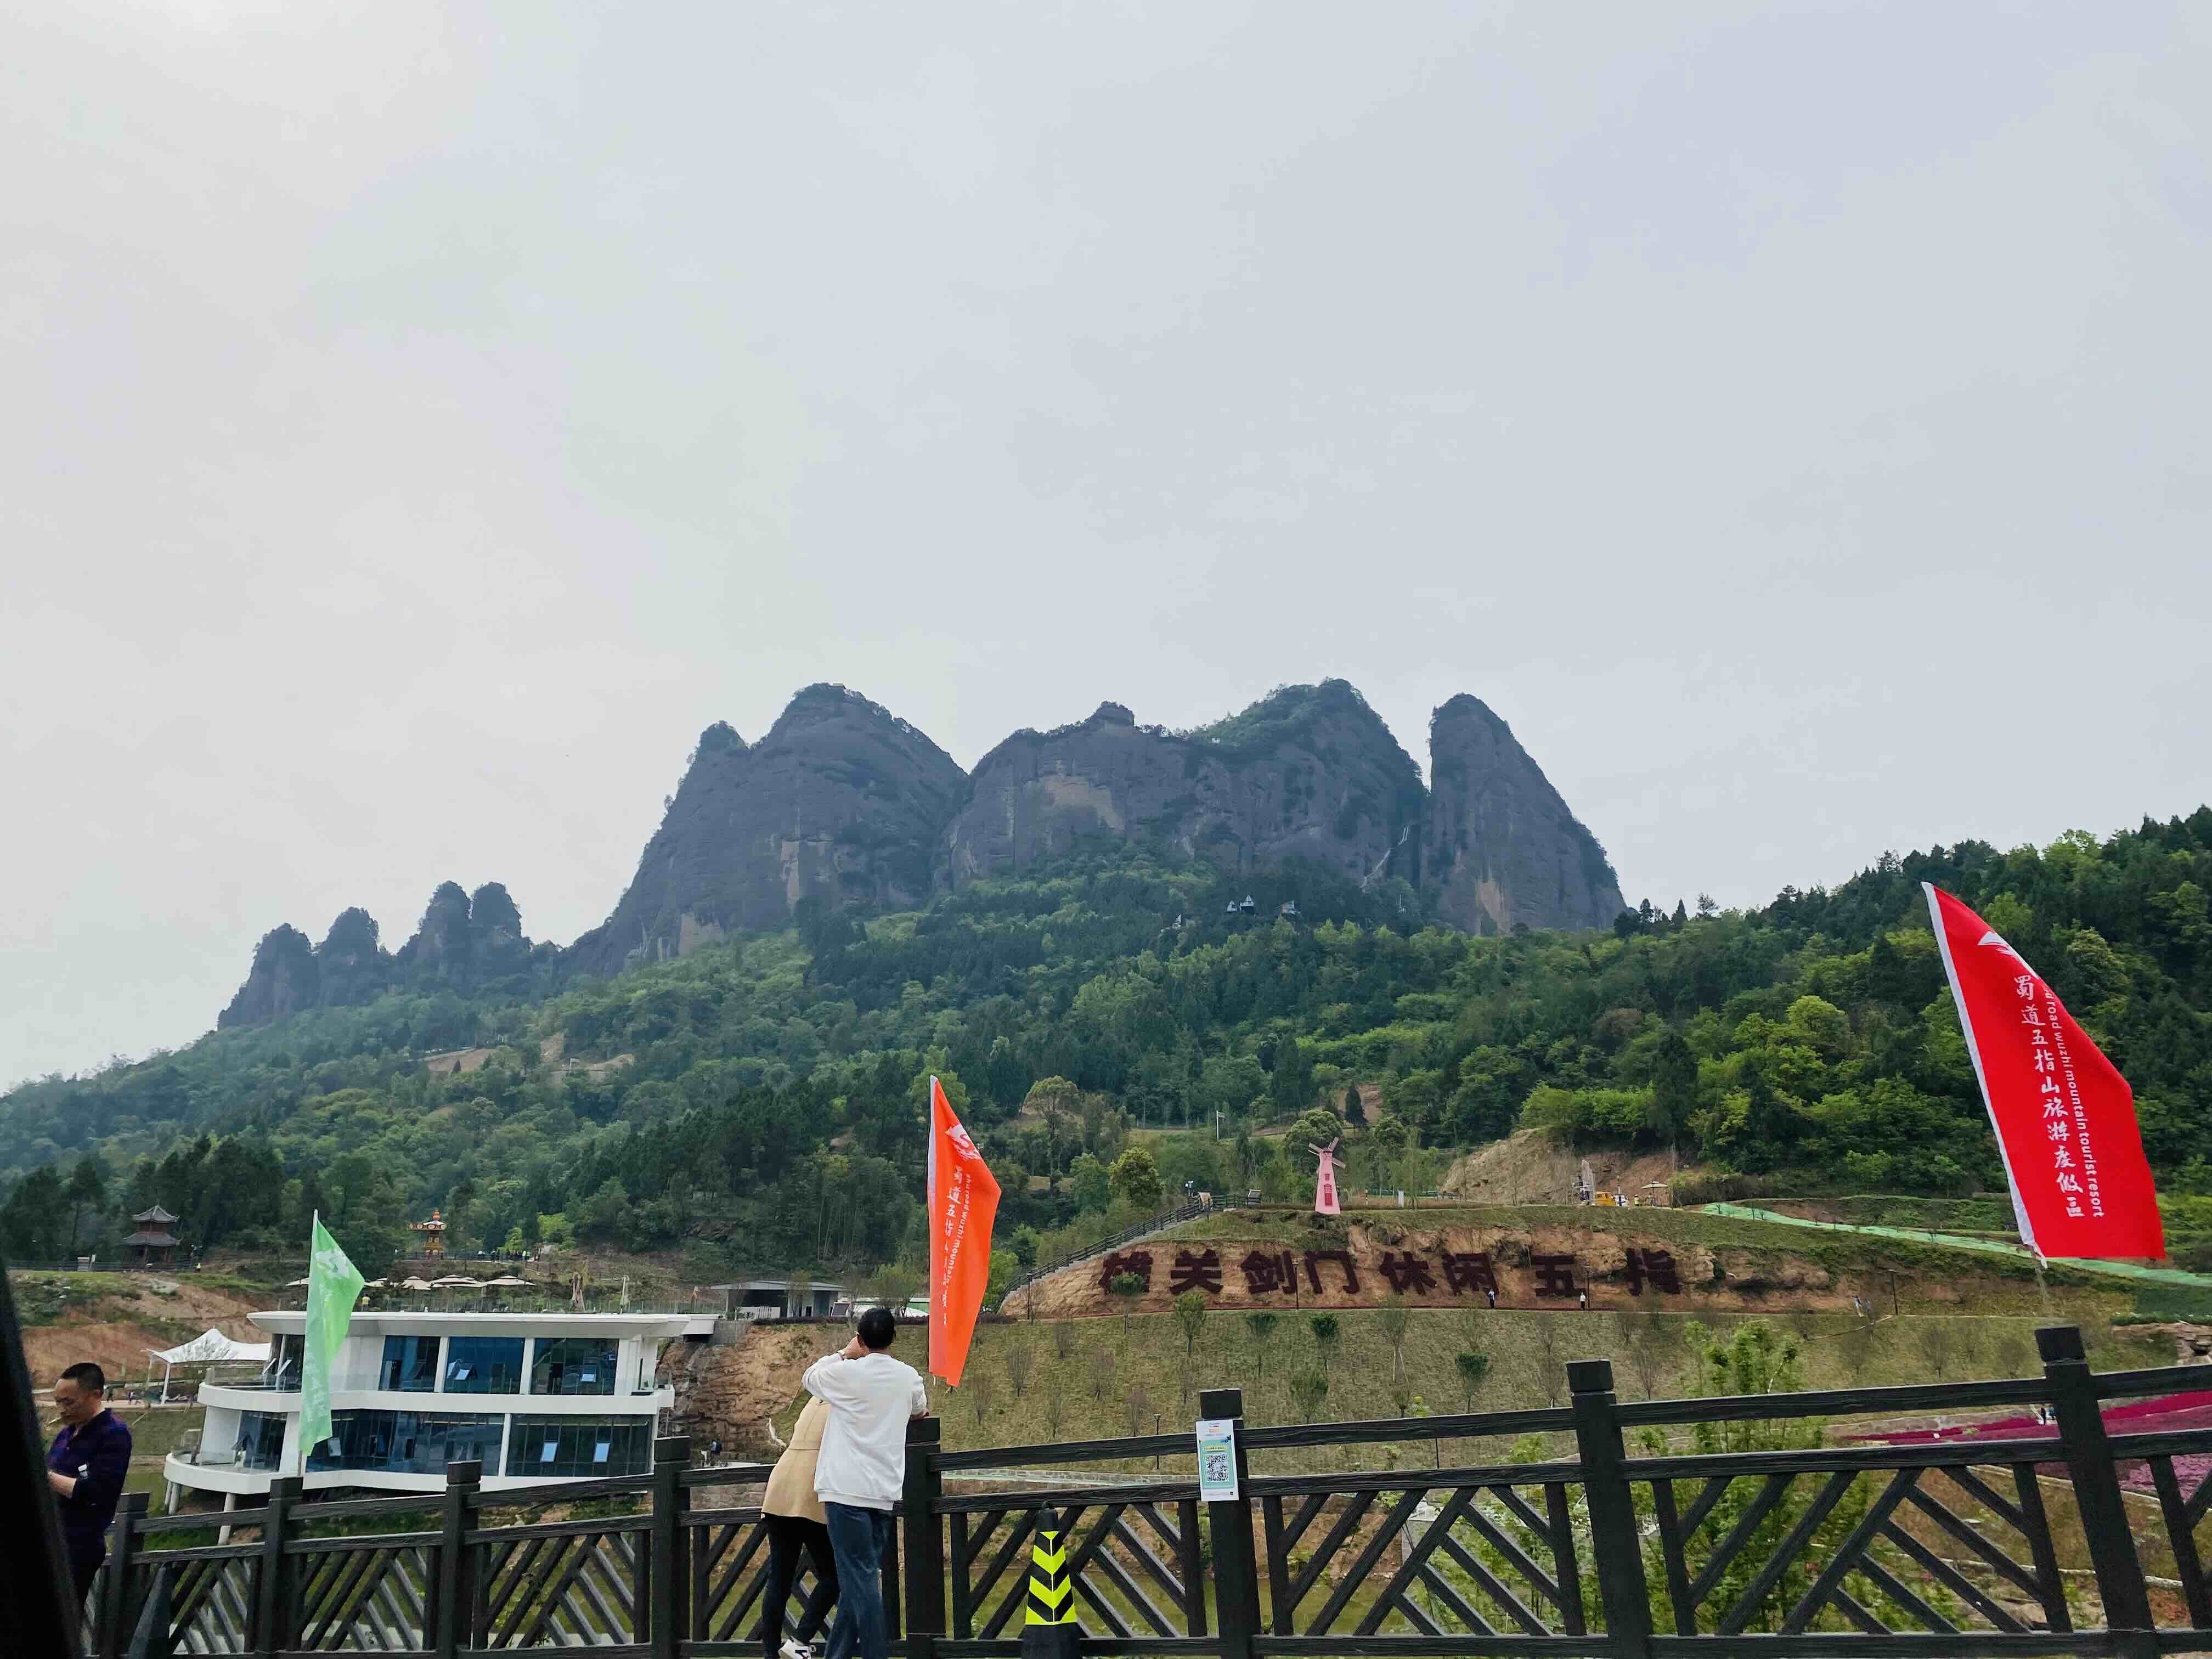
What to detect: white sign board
<box><xmin>1195</xmin><ymin>1418</ymin><xmax>1238</xmax><ymax>1501</ymax></box>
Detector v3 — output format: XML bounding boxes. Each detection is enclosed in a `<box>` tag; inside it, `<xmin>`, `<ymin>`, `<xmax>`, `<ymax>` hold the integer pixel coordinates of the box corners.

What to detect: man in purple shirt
<box><xmin>47</xmin><ymin>1362</ymin><xmax>133</xmax><ymax>1606</ymax></box>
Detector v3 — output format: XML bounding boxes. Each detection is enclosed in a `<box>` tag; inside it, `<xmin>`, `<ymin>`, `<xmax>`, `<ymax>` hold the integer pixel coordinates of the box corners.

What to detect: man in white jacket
<box><xmin>802</xmin><ymin>1306</ymin><xmax>928</xmax><ymax>1659</ymax></box>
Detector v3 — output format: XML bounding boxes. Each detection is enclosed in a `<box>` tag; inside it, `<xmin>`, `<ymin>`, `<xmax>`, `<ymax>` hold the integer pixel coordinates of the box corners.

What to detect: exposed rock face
<box><xmin>661</xmin><ymin>1323</ymin><xmax>823</xmax><ymax>1454</ymax></box>
<box><xmin>943</xmin><ymin>680</ymin><xmax>1425</xmax><ymax>889</ymax></box>
<box><xmin>572</xmin><ymin>685</ymin><xmax>967</xmax><ymax>975</ymax></box>
<box><xmin>314</xmin><ymin>908</ymin><xmax>390</xmax><ymax>1007</ymax></box>
<box><xmin>1421</xmin><ymin>694</ymin><xmax>1624</xmax><ymax>935</ymax></box>
<box><xmin>394</xmin><ymin>882</ymin><xmax>475</xmax><ymax>985</ymax></box>
<box><xmin>217</xmin><ymin>925</ymin><xmax>320</xmax><ymax>1030</ymax></box>
<box><xmin>215</xmin><ymin>679</ymin><xmax>1630</xmax><ymax>1029</ymax></box>
<box><xmin>221</xmin><ymin>884</ymin><xmax>545</xmax><ymax>1029</ymax></box>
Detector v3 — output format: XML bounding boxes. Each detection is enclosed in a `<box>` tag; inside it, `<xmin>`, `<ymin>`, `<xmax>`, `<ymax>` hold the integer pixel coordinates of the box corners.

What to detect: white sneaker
<box><xmin>781</xmin><ymin>1640</ymin><xmax>812</xmax><ymax>1659</ymax></box>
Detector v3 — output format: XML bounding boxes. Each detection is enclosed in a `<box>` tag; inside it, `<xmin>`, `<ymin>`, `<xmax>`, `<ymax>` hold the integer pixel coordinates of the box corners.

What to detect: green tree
<box><xmin>322</xmin><ymin>1150</ymin><xmax>409</xmax><ymax>1270</ymax></box>
<box><xmin>1308</xmin><ymin>1312</ymin><xmax>1342</xmax><ymax>1378</ymax></box>
<box><xmin>1269</xmin><ymin>1035</ymin><xmax>1316</xmax><ymax>1116</ymax></box>
<box><xmin>1173</xmin><ymin>1289</ymin><xmax>1209</xmax><ymax>1360</ymax></box>
<box><xmin>1664</xmin><ymin>1322</ymin><xmax>1872</xmax><ymax>1632</ymax></box>
<box><xmin>1649</xmin><ymin>1031</ymin><xmax>1697</xmax><ymax>1144</ymax></box>
<box><xmin>985</xmin><ymin>1249</ymin><xmax>1019</xmax><ymax>1308</ymax></box>
<box><xmin>64</xmin><ymin>1155</ymin><xmax>107</xmax><ymax>1256</ymax></box>
<box><xmin>0</xmin><ymin>1166</ymin><xmax>68</xmax><ymax>1259</ymax></box>
<box><xmin>1023</xmin><ymin>1076</ymin><xmax>1082</xmax><ymax>1176</ymax></box>
<box><xmin>1109</xmin><ymin>1146</ymin><xmax>1165</xmax><ymax>1211</ymax></box>
<box><xmin>1069</xmin><ymin>1154</ymin><xmax>1113</xmax><ymax>1215</ymax></box>
<box><xmin>1287</xmin><ymin>1368</ymin><xmax>1329</xmax><ymax>1423</ymax></box>
<box><xmin>1453</xmin><ymin>1351</ymin><xmax>1490</xmax><ymax>1413</ymax></box>
<box><xmin>1377</xmin><ymin>1293</ymin><xmax>1411</xmax><ymax>1384</ymax></box>
<box><xmin>1244</xmin><ymin>1311</ymin><xmax>1279</xmax><ymax>1384</ymax></box>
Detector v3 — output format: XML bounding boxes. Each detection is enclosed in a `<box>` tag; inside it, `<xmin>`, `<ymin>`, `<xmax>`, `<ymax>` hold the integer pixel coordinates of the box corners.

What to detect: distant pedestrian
<box><xmin>47</xmin><ymin>1362</ymin><xmax>132</xmax><ymax>1608</ymax></box>
<box><xmin>1577</xmin><ymin>1290</ymin><xmax>1588</xmax><ymax>1312</ymax></box>
<box><xmin>759</xmin><ymin>1398</ymin><xmax>840</xmax><ymax>1659</ymax></box>
<box><xmin>803</xmin><ymin>1307</ymin><xmax>928</xmax><ymax>1659</ymax></box>
<box><xmin>1484</xmin><ymin>1287</ymin><xmax>1497</xmax><ymax>1309</ymax></box>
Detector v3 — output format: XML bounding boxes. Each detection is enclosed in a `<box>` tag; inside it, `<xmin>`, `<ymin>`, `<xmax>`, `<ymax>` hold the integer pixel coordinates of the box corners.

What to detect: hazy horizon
<box><xmin>5</xmin><ymin>4</ymin><xmax>2209</xmax><ymax>1084</ymax></box>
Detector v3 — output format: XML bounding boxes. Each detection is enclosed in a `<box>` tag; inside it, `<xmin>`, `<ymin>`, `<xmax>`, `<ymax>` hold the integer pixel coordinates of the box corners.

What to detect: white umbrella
<box><xmin>146</xmin><ymin>1329</ymin><xmax>272</xmax><ymax>1403</ymax></box>
<box><xmin>399</xmin><ymin>1277</ymin><xmax>436</xmax><ymax>1291</ymax></box>
<box><xmin>432</xmin><ymin>1274</ymin><xmax>483</xmax><ymax>1288</ymax></box>
<box><xmin>285</xmin><ymin>1277</ymin><xmax>312</xmax><ymax>1288</ymax></box>
<box><xmin>482</xmin><ymin>1274</ymin><xmax>532</xmax><ymax>1288</ymax></box>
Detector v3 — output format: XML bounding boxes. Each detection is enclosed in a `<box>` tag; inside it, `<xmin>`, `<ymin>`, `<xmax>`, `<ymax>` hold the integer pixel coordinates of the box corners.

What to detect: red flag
<box><xmin>927</xmin><ymin>1077</ymin><xmax>1000</xmax><ymax>1387</ymax></box>
<box><xmin>1925</xmin><ymin>884</ymin><xmax>2162</xmax><ymax>1260</ymax></box>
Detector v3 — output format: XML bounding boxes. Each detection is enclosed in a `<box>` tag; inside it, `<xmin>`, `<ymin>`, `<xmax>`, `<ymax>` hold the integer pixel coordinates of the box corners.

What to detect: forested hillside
<box><xmin>5</xmin><ymin>809</ymin><xmax>2210</xmax><ymax>1280</ymax></box>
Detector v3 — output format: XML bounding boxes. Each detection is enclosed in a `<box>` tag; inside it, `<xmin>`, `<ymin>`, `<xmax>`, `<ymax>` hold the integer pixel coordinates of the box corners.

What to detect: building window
<box><xmin>379</xmin><ymin>1336</ymin><xmax>440</xmax><ymax>1393</ymax></box>
<box><xmin>269</xmin><ymin>1333</ymin><xmax>305</xmax><ymax>1391</ymax></box>
<box><xmin>506</xmin><ymin>1416</ymin><xmax>652</xmax><ymax>1480</ymax></box>
<box><xmin>235</xmin><ymin>1411</ymin><xmax>287</xmax><ymax>1471</ymax></box>
<box><xmin>307</xmin><ymin>1410</ymin><xmax>504</xmax><ymax>1475</ymax></box>
<box><xmin>529</xmin><ymin>1338</ymin><xmax>618</xmax><ymax>1397</ymax></box>
<box><xmin>444</xmin><ymin>1336</ymin><xmax>523</xmax><ymax>1395</ymax></box>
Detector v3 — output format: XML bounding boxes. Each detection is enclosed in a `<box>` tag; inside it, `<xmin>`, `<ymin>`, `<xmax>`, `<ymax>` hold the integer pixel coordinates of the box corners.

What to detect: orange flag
<box><xmin>927</xmin><ymin>1076</ymin><xmax>1001</xmax><ymax>1387</ymax></box>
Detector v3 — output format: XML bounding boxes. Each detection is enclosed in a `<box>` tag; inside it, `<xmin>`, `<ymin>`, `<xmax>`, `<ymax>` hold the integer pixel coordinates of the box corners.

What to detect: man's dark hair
<box><xmin>59</xmin><ymin>1362</ymin><xmax>106</xmax><ymax>1394</ymax></box>
<box><xmin>857</xmin><ymin>1306</ymin><xmax>896</xmax><ymax>1351</ymax></box>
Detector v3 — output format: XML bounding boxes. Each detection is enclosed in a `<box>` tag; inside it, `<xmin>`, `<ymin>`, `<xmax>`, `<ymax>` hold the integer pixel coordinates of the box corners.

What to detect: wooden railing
<box><xmin>87</xmin><ymin>1324</ymin><xmax>2212</xmax><ymax>1656</ymax></box>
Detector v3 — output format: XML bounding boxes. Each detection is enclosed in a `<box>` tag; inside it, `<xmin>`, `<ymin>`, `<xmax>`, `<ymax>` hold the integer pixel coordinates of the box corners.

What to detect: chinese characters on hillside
<box><xmin>1098</xmin><ymin>1245</ymin><xmax>1681</xmax><ymax>1302</ymax></box>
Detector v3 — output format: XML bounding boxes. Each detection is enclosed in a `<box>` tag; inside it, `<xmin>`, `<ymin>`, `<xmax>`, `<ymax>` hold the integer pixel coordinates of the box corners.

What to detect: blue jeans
<box><xmin>821</xmin><ymin>1503</ymin><xmax>892</xmax><ymax>1659</ymax></box>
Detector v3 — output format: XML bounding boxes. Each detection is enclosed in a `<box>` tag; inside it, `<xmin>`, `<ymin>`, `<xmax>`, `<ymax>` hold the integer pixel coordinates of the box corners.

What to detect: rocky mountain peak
<box><xmin>1421</xmin><ymin>694</ymin><xmax>1624</xmax><ymax>935</ymax></box>
<box><xmin>217</xmin><ymin>924</ymin><xmax>319</xmax><ymax>1030</ymax></box>
<box><xmin>571</xmin><ymin>684</ymin><xmax>966</xmax><ymax>975</ymax></box>
<box><xmin>945</xmin><ymin>679</ymin><xmax>1426</xmax><ymax>891</ymax></box>
<box><xmin>314</xmin><ymin>907</ymin><xmax>389</xmax><ymax>1008</ymax></box>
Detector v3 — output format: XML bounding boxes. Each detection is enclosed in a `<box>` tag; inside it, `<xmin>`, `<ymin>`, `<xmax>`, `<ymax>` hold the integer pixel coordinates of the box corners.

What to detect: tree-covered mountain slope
<box><xmin>5</xmin><ymin>809</ymin><xmax>2210</xmax><ymax>1279</ymax></box>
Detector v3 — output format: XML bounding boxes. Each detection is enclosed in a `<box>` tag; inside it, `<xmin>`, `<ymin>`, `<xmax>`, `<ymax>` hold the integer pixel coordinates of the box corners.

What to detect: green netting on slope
<box><xmin>1698</xmin><ymin>1203</ymin><xmax>2212</xmax><ymax>1289</ymax></box>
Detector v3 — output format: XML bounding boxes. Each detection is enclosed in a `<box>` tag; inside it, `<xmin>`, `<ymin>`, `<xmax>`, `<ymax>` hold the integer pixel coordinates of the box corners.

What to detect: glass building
<box><xmin>164</xmin><ymin>1311</ymin><xmax>692</xmax><ymax>1510</ymax></box>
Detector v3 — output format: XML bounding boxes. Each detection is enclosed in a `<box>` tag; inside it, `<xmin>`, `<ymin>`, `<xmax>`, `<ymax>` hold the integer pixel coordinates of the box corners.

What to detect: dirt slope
<box><xmin>663</xmin><ymin>1323</ymin><xmax>831</xmax><ymax>1453</ymax></box>
<box><xmin>1441</xmin><ymin>1128</ymin><xmax>1686</xmax><ymax>1205</ymax></box>
<box><xmin>12</xmin><ymin>1272</ymin><xmax>266</xmax><ymax>1390</ymax></box>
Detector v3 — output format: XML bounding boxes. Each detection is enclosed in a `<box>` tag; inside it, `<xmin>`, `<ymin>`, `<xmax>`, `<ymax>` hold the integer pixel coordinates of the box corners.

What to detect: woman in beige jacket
<box><xmin>760</xmin><ymin>1396</ymin><xmax>841</xmax><ymax>1659</ymax></box>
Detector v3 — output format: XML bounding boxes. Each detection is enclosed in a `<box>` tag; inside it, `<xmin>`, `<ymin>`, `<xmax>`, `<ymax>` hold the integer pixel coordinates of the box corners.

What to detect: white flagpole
<box><xmin>296</xmin><ymin>1210</ymin><xmax>319</xmax><ymax>1476</ymax></box>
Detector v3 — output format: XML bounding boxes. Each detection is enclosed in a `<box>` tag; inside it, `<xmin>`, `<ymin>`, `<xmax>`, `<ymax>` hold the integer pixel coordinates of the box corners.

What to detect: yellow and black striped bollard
<box><xmin>1019</xmin><ymin>1521</ymin><xmax>1079</xmax><ymax>1659</ymax></box>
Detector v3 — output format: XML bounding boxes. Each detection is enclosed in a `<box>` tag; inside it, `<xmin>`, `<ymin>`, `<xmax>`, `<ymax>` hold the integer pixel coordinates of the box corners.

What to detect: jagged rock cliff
<box><xmin>216</xmin><ymin>679</ymin><xmax>1628</xmax><ymax>1029</ymax></box>
<box><xmin>218</xmin><ymin>884</ymin><xmax>549</xmax><ymax>1029</ymax></box>
<box><xmin>570</xmin><ymin>684</ymin><xmax>967</xmax><ymax>975</ymax></box>
<box><xmin>942</xmin><ymin>681</ymin><xmax>1426</xmax><ymax>890</ymax></box>
<box><xmin>313</xmin><ymin>907</ymin><xmax>390</xmax><ymax>1007</ymax></box>
<box><xmin>217</xmin><ymin>924</ymin><xmax>320</xmax><ymax>1029</ymax></box>
<box><xmin>1421</xmin><ymin>694</ymin><xmax>1624</xmax><ymax>935</ymax></box>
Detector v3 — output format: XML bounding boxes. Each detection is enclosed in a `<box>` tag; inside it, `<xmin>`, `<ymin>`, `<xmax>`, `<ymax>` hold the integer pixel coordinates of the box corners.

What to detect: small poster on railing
<box><xmin>1195</xmin><ymin>1418</ymin><xmax>1238</xmax><ymax>1501</ymax></box>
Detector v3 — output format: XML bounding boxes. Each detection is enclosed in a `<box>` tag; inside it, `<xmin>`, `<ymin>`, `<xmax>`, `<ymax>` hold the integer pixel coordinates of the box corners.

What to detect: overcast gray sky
<box><xmin>4</xmin><ymin>3</ymin><xmax>2209</xmax><ymax>1086</ymax></box>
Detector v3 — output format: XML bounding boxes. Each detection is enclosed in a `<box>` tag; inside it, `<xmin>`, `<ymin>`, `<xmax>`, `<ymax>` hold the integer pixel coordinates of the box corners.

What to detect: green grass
<box><xmin>774</xmin><ymin>1298</ymin><xmax>2162</xmax><ymax>1474</ymax></box>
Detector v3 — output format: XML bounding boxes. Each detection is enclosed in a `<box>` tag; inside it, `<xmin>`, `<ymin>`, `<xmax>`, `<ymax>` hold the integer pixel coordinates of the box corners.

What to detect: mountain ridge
<box><xmin>217</xmin><ymin>679</ymin><xmax>1621</xmax><ymax>1026</ymax></box>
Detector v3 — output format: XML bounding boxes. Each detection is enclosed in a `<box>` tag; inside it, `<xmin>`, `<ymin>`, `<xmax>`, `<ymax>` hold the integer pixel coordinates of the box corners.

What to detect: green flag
<box><xmin>300</xmin><ymin>1216</ymin><xmax>364</xmax><ymax>1463</ymax></box>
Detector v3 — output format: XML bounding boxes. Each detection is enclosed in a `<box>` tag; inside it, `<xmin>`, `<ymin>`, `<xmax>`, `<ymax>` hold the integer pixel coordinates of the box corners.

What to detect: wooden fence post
<box><xmin>253</xmin><ymin>1475</ymin><xmax>299</xmax><ymax>1659</ymax></box>
<box><xmin>2040</xmin><ymin>1325</ymin><xmax>2155</xmax><ymax>1652</ymax></box>
<box><xmin>431</xmin><ymin>1457</ymin><xmax>479</xmax><ymax>1659</ymax></box>
<box><xmin>98</xmin><ymin>1491</ymin><xmax>149</xmax><ymax>1659</ymax></box>
<box><xmin>903</xmin><ymin>1415</ymin><xmax>945</xmax><ymax>1659</ymax></box>
<box><xmin>648</xmin><ymin>1434</ymin><xmax>691</xmax><ymax>1658</ymax></box>
<box><xmin>1568</xmin><ymin>1358</ymin><xmax>1652</xmax><ymax>1659</ymax></box>
<box><xmin>1198</xmin><ymin>1387</ymin><xmax>1262</xmax><ymax>1659</ymax></box>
